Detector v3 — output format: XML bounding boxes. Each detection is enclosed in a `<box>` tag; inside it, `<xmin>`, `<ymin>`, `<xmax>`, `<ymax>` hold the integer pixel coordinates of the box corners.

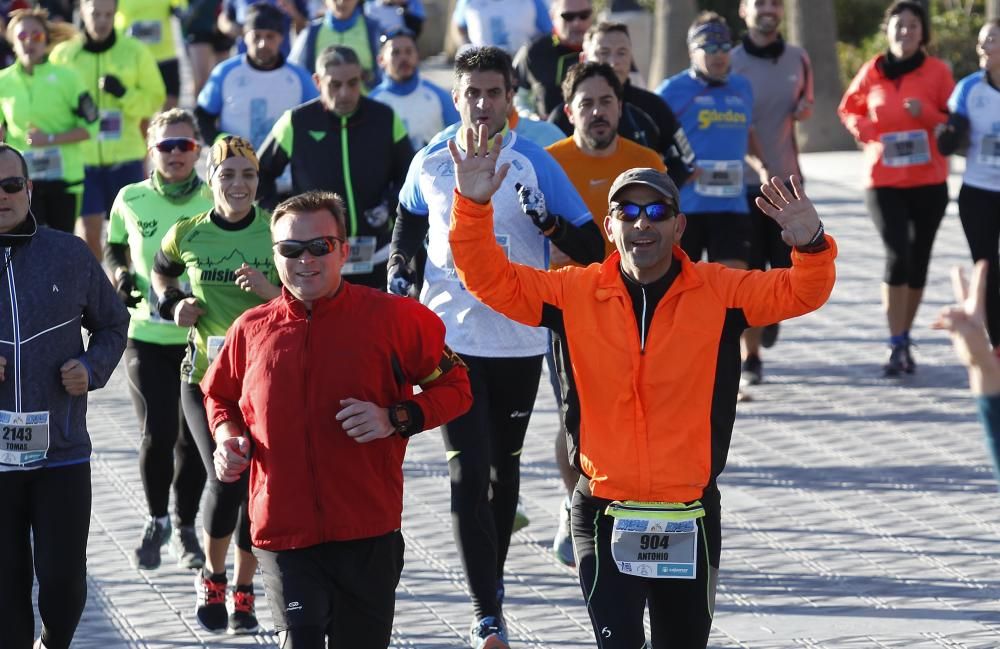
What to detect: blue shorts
<box><xmin>82</xmin><ymin>161</ymin><xmax>145</xmax><ymax>218</ymax></box>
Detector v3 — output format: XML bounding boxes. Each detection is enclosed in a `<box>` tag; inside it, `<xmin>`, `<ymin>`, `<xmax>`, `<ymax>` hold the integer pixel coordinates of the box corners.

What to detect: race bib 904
<box><xmin>606</xmin><ymin>500</ymin><xmax>705</xmax><ymax>580</ymax></box>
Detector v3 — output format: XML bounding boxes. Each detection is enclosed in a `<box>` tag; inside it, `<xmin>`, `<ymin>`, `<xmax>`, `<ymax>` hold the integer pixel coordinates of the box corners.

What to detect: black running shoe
<box><xmin>762</xmin><ymin>322</ymin><xmax>780</xmax><ymax>348</ymax></box>
<box><xmin>741</xmin><ymin>355</ymin><xmax>763</xmax><ymax>386</ymax></box>
<box><xmin>195</xmin><ymin>570</ymin><xmax>228</xmax><ymax>632</ymax></box>
<box><xmin>883</xmin><ymin>343</ymin><xmax>910</xmax><ymax>377</ymax></box>
<box><xmin>228</xmin><ymin>585</ymin><xmax>259</xmax><ymax>635</ymax></box>
<box><xmin>171</xmin><ymin>525</ymin><xmax>205</xmax><ymax>570</ymax></box>
<box><xmin>133</xmin><ymin>518</ymin><xmax>170</xmax><ymax>570</ymax></box>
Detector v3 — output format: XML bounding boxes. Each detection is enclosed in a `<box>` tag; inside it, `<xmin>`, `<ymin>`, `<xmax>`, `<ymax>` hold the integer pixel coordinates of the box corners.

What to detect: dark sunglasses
<box><xmin>560</xmin><ymin>9</ymin><xmax>592</xmax><ymax>22</ymax></box>
<box><xmin>152</xmin><ymin>137</ymin><xmax>199</xmax><ymax>153</ymax></box>
<box><xmin>273</xmin><ymin>236</ymin><xmax>345</xmax><ymax>258</ymax></box>
<box><xmin>699</xmin><ymin>42</ymin><xmax>733</xmax><ymax>54</ymax></box>
<box><xmin>0</xmin><ymin>176</ymin><xmax>28</xmax><ymax>195</ymax></box>
<box><xmin>611</xmin><ymin>201</ymin><xmax>675</xmax><ymax>222</ymax></box>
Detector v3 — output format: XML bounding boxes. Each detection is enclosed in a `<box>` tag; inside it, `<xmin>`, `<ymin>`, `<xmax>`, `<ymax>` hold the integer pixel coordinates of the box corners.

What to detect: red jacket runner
<box><xmin>202</xmin><ymin>284</ymin><xmax>471</xmax><ymax>550</ymax></box>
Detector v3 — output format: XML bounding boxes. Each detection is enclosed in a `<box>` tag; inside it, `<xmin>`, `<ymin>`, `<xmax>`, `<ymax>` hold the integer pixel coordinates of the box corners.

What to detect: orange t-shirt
<box><xmin>546</xmin><ymin>136</ymin><xmax>667</xmax><ymax>264</ymax></box>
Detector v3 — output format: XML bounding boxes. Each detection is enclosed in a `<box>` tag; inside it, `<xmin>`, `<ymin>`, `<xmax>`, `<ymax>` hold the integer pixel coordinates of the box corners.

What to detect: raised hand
<box><xmin>447</xmin><ymin>124</ymin><xmax>510</xmax><ymax>205</ymax></box>
<box><xmin>754</xmin><ymin>175</ymin><xmax>823</xmax><ymax>248</ymax></box>
<box><xmin>931</xmin><ymin>261</ymin><xmax>995</xmax><ymax>371</ymax></box>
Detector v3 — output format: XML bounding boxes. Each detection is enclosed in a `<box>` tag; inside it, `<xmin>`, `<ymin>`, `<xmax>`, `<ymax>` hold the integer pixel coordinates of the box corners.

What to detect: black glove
<box><xmin>515</xmin><ymin>182</ymin><xmax>557</xmax><ymax>232</ymax></box>
<box><xmin>387</xmin><ymin>254</ymin><xmax>417</xmax><ymax>297</ymax></box>
<box><xmin>99</xmin><ymin>75</ymin><xmax>127</xmax><ymax>99</ymax></box>
<box><xmin>115</xmin><ymin>272</ymin><xmax>141</xmax><ymax>309</ymax></box>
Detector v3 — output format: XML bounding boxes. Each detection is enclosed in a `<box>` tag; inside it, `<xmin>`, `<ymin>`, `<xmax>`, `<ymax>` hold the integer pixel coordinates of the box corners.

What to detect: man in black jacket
<box><xmin>257</xmin><ymin>45</ymin><xmax>414</xmax><ymax>290</ymax></box>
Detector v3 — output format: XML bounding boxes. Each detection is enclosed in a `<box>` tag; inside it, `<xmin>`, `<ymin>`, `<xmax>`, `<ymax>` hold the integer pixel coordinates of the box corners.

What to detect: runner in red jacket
<box><xmin>202</xmin><ymin>190</ymin><xmax>471</xmax><ymax>649</ymax></box>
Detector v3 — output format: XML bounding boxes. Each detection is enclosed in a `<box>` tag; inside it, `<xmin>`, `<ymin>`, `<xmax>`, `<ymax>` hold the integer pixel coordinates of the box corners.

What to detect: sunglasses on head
<box><xmin>560</xmin><ymin>9</ymin><xmax>592</xmax><ymax>22</ymax></box>
<box><xmin>0</xmin><ymin>176</ymin><xmax>28</xmax><ymax>195</ymax></box>
<box><xmin>379</xmin><ymin>27</ymin><xmax>416</xmax><ymax>44</ymax></box>
<box><xmin>611</xmin><ymin>200</ymin><xmax>675</xmax><ymax>222</ymax></box>
<box><xmin>152</xmin><ymin>137</ymin><xmax>199</xmax><ymax>153</ymax></box>
<box><xmin>273</xmin><ymin>236</ymin><xmax>345</xmax><ymax>258</ymax></box>
<box><xmin>16</xmin><ymin>31</ymin><xmax>45</xmax><ymax>43</ymax></box>
<box><xmin>699</xmin><ymin>42</ymin><xmax>733</xmax><ymax>54</ymax></box>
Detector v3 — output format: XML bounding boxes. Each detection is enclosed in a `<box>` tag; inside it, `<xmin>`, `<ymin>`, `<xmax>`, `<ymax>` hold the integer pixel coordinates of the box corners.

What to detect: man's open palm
<box><xmin>754</xmin><ymin>175</ymin><xmax>823</xmax><ymax>247</ymax></box>
<box><xmin>448</xmin><ymin>124</ymin><xmax>510</xmax><ymax>205</ymax></box>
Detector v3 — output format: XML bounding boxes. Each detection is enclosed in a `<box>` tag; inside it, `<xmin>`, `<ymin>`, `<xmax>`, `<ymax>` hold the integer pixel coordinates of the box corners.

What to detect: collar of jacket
<box><xmin>740</xmin><ymin>33</ymin><xmax>785</xmax><ymax>60</ymax></box>
<box><xmin>280</xmin><ymin>280</ymin><xmax>348</xmax><ymax>318</ymax></box>
<box><xmin>325</xmin><ymin>6</ymin><xmax>362</xmax><ymax>31</ymax></box>
<box><xmin>382</xmin><ymin>71</ymin><xmax>422</xmax><ymax>95</ymax></box>
<box><xmin>453</xmin><ymin>122</ymin><xmax>513</xmax><ymax>152</ymax></box>
<box><xmin>0</xmin><ymin>212</ymin><xmax>38</xmax><ymax>248</ymax></box>
<box><xmin>594</xmin><ymin>245</ymin><xmax>702</xmax><ymax>302</ymax></box>
<box><xmin>83</xmin><ymin>29</ymin><xmax>117</xmax><ymax>53</ymax></box>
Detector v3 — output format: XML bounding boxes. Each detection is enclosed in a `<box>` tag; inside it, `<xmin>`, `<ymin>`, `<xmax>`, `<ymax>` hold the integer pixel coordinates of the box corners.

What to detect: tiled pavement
<box><xmin>49</xmin><ymin>150</ymin><xmax>1000</xmax><ymax>648</ymax></box>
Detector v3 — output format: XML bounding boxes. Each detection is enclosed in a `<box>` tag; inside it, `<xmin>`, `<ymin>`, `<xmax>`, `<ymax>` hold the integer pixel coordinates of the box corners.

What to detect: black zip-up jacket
<box><xmin>514</xmin><ymin>34</ymin><xmax>583</xmax><ymax>117</ymax></box>
<box><xmin>257</xmin><ymin>96</ymin><xmax>415</xmax><ymax>289</ymax></box>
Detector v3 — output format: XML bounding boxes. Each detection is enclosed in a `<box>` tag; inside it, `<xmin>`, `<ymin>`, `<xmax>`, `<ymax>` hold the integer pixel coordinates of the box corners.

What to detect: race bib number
<box><xmin>977</xmin><ymin>133</ymin><xmax>1000</xmax><ymax>168</ymax></box>
<box><xmin>444</xmin><ymin>234</ymin><xmax>510</xmax><ymax>279</ymax></box>
<box><xmin>880</xmin><ymin>130</ymin><xmax>930</xmax><ymax>167</ymax></box>
<box><xmin>607</xmin><ymin>501</ymin><xmax>704</xmax><ymax>579</ymax></box>
<box><xmin>0</xmin><ymin>410</ymin><xmax>50</xmax><ymax>466</ymax></box>
<box><xmin>22</xmin><ymin>147</ymin><xmax>63</xmax><ymax>181</ymax></box>
<box><xmin>695</xmin><ymin>160</ymin><xmax>743</xmax><ymax>197</ymax></box>
<box><xmin>99</xmin><ymin>110</ymin><xmax>123</xmax><ymax>141</ymax></box>
<box><xmin>128</xmin><ymin>20</ymin><xmax>162</xmax><ymax>44</ymax></box>
<box><xmin>343</xmin><ymin>236</ymin><xmax>377</xmax><ymax>275</ymax></box>
<box><xmin>207</xmin><ymin>336</ymin><xmax>226</xmax><ymax>364</ymax></box>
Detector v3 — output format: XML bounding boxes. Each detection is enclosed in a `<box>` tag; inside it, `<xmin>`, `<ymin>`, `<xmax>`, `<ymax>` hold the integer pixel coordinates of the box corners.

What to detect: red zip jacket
<box><xmin>201</xmin><ymin>284</ymin><xmax>471</xmax><ymax>550</ymax></box>
<box><xmin>838</xmin><ymin>54</ymin><xmax>954</xmax><ymax>188</ymax></box>
<box><xmin>450</xmin><ymin>194</ymin><xmax>836</xmax><ymax>502</ymax></box>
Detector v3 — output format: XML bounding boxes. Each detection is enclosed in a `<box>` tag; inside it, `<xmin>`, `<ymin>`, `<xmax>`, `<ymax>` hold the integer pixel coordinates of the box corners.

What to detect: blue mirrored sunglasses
<box><xmin>610</xmin><ymin>201</ymin><xmax>676</xmax><ymax>222</ymax></box>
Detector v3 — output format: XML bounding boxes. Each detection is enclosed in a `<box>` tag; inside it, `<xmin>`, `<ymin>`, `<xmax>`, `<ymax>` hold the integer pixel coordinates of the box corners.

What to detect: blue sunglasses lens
<box><xmin>701</xmin><ymin>42</ymin><xmax>732</xmax><ymax>54</ymax></box>
<box><xmin>616</xmin><ymin>202</ymin><xmax>674</xmax><ymax>222</ymax></box>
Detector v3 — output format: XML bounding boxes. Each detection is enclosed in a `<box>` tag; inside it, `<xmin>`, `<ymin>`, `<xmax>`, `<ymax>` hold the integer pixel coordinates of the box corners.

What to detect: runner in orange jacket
<box><xmin>447</xmin><ymin>124</ymin><xmax>836</xmax><ymax>648</ymax></box>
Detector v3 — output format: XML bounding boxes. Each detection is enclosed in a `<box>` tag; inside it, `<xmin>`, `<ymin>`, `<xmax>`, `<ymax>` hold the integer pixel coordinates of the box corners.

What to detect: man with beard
<box><xmin>196</xmin><ymin>2</ymin><xmax>318</xmax><ymax>148</ymax></box>
<box><xmin>369</xmin><ymin>27</ymin><xmax>459</xmax><ymax>149</ymax></box>
<box><xmin>549</xmin><ymin>22</ymin><xmax>695</xmax><ymax>188</ymax></box>
<box><xmin>512</xmin><ymin>0</ymin><xmax>593</xmax><ymax>118</ymax></box>
<box><xmin>730</xmin><ymin>0</ymin><xmax>813</xmax><ymax>387</ymax></box>
<box><xmin>543</xmin><ymin>60</ymin><xmax>664</xmax><ymax>566</ymax></box>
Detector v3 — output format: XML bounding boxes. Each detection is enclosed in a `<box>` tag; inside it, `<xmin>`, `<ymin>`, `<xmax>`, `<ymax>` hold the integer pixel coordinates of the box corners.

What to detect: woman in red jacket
<box><xmin>838</xmin><ymin>0</ymin><xmax>954</xmax><ymax>376</ymax></box>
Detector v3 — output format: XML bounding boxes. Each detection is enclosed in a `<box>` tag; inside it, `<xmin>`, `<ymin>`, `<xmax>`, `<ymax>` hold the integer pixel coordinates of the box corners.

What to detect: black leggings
<box><xmin>30</xmin><ymin>180</ymin><xmax>81</xmax><ymax>233</ymax></box>
<box><xmin>441</xmin><ymin>354</ymin><xmax>543</xmax><ymax>620</ymax></box>
<box><xmin>571</xmin><ymin>484</ymin><xmax>720</xmax><ymax>649</ymax></box>
<box><xmin>181</xmin><ymin>381</ymin><xmax>252</xmax><ymax>552</ymax></box>
<box><xmin>958</xmin><ymin>184</ymin><xmax>1000</xmax><ymax>346</ymax></box>
<box><xmin>125</xmin><ymin>339</ymin><xmax>206</xmax><ymax>524</ymax></box>
<box><xmin>865</xmin><ymin>183</ymin><xmax>949</xmax><ymax>288</ymax></box>
<box><xmin>0</xmin><ymin>463</ymin><xmax>91</xmax><ymax>649</ymax></box>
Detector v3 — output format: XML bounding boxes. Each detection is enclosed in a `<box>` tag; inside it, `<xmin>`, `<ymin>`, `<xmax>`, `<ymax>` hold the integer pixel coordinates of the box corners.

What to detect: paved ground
<box><xmin>40</xmin><ymin>146</ymin><xmax>1000</xmax><ymax>649</ymax></box>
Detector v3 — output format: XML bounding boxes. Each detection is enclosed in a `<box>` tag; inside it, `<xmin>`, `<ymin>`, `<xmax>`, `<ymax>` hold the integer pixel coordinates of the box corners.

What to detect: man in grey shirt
<box><xmin>730</xmin><ymin>0</ymin><xmax>813</xmax><ymax>389</ymax></box>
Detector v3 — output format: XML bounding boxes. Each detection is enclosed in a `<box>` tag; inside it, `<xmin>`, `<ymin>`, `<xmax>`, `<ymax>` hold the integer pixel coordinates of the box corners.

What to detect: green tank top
<box><xmin>159</xmin><ymin>207</ymin><xmax>277</xmax><ymax>383</ymax></box>
<box><xmin>108</xmin><ymin>175</ymin><xmax>214</xmax><ymax>345</ymax></box>
<box><xmin>316</xmin><ymin>21</ymin><xmax>374</xmax><ymax>77</ymax></box>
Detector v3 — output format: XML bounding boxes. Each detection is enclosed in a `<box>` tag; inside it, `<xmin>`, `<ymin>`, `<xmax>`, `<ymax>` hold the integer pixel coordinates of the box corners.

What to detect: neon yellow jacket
<box><xmin>0</xmin><ymin>59</ymin><xmax>98</xmax><ymax>189</ymax></box>
<box><xmin>115</xmin><ymin>0</ymin><xmax>188</xmax><ymax>63</ymax></box>
<box><xmin>51</xmin><ymin>32</ymin><xmax>165</xmax><ymax>167</ymax></box>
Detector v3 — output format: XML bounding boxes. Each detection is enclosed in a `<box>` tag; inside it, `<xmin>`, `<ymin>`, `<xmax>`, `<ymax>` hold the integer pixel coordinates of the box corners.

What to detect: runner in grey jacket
<box><xmin>0</xmin><ymin>142</ymin><xmax>128</xmax><ymax>649</ymax></box>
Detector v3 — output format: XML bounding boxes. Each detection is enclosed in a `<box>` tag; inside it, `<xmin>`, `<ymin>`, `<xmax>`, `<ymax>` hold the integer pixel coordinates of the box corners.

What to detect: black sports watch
<box><xmin>388</xmin><ymin>403</ymin><xmax>414</xmax><ymax>436</ymax></box>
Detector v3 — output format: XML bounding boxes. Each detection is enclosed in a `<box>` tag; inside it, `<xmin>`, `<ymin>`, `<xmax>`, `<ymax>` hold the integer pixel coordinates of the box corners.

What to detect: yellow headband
<box><xmin>208</xmin><ymin>136</ymin><xmax>259</xmax><ymax>178</ymax></box>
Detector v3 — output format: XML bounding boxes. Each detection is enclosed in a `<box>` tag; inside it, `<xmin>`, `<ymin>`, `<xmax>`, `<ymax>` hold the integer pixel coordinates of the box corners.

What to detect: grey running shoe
<box><xmin>172</xmin><ymin>525</ymin><xmax>205</xmax><ymax>570</ymax></box>
<box><xmin>133</xmin><ymin>517</ymin><xmax>170</xmax><ymax>570</ymax></box>
<box><xmin>552</xmin><ymin>498</ymin><xmax>575</xmax><ymax>567</ymax></box>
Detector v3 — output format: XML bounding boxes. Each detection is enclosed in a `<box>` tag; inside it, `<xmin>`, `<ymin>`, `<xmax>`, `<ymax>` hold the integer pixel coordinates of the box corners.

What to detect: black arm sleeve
<box><xmin>936</xmin><ymin>112</ymin><xmax>970</xmax><ymax>156</ymax></box>
<box><xmin>152</xmin><ymin>249</ymin><xmax>186</xmax><ymax>278</ymax></box>
<box><xmin>104</xmin><ymin>241</ymin><xmax>130</xmax><ymax>272</ymax></box>
<box><xmin>390</xmin><ymin>204</ymin><xmax>431</xmax><ymax>264</ymax></box>
<box><xmin>194</xmin><ymin>105</ymin><xmax>221</xmax><ymax>146</ymax></box>
<box><xmin>547</xmin><ymin>219</ymin><xmax>604</xmax><ymax>265</ymax></box>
